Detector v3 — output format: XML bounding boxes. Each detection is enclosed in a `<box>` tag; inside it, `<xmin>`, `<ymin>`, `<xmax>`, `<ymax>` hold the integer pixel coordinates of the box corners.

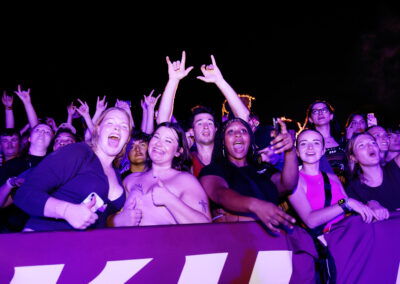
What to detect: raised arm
<box><xmin>2</xmin><ymin>91</ymin><xmax>14</xmax><ymax>128</ymax></box>
<box><xmin>140</xmin><ymin>95</ymin><xmax>148</xmax><ymax>133</ymax></box>
<box><xmin>14</xmin><ymin>85</ymin><xmax>39</xmax><ymax>128</ymax></box>
<box><xmin>151</xmin><ymin>176</ymin><xmax>211</xmax><ymax>224</ymax></box>
<box><xmin>156</xmin><ymin>51</ymin><xmax>193</xmax><ymax>124</ymax></box>
<box><xmin>269</xmin><ymin>119</ymin><xmax>299</xmax><ymax>194</ymax></box>
<box><xmin>199</xmin><ymin>174</ymin><xmax>295</xmax><ymax>233</ymax></box>
<box><xmin>115</xmin><ymin>99</ymin><xmax>134</xmax><ymax>129</ymax></box>
<box><xmin>197</xmin><ymin>55</ymin><xmax>250</xmax><ymax>122</ymax></box>
<box><xmin>143</xmin><ymin>91</ymin><xmax>161</xmax><ymax>134</ymax></box>
<box><xmin>92</xmin><ymin>96</ymin><xmax>108</xmax><ymax>125</ymax></box>
<box><xmin>66</xmin><ymin>102</ymin><xmax>76</xmax><ymax>126</ymax></box>
<box><xmin>76</xmin><ymin>99</ymin><xmax>94</xmax><ymax>133</ymax></box>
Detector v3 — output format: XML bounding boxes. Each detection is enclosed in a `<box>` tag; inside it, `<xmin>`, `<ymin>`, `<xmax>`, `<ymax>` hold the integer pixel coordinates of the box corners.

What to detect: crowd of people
<box><xmin>0</xmin><ymin>50</ymin><xmax>399</xmax><ymax>280</ymax></box>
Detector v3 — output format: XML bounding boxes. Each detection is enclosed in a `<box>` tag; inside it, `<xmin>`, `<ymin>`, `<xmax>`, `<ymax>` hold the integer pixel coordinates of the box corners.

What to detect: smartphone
<box><xmin>82</xmin><ymin>192</ymin><xmax>107</xmax><ymax>213</ymax></box>
<box><xmin>272</xmin><ymin>117</ymin><xmax>280</xmax><ymax>138</ymax></box>
<box><xmin>367</xmin><ymin>113</ymin><xmax>378</xmax><ymax>127</ymax></box>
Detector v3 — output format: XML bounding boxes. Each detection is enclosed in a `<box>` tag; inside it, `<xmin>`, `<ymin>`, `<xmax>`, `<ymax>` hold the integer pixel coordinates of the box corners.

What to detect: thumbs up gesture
<box><xmin>63</xmin><ymin>194</ymin><xmax>99</xmax><ymax>230</ymax></box>
<box><xmin>151</xmin><ymin>179</ymin><xmax>174</xmax><ymax>207</ymax></box>
<box><xmin>110</xmin><ymin>193</ymin><xmax>142</xmax><ymax>227</ymax></box>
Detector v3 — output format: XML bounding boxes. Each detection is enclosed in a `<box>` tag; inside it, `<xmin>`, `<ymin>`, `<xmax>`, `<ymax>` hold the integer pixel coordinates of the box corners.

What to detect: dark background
<box><xmin>1</xmin><ymin>3</ymin><xmax>400</xmax><ymax>134</ymax></box>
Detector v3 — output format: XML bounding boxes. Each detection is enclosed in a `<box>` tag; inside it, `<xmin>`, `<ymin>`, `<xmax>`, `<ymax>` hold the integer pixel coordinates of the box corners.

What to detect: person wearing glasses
<box><xmin>302</xmin><ymin>100</ymin><xmax>347</xmax><ymax>185</ymax></box>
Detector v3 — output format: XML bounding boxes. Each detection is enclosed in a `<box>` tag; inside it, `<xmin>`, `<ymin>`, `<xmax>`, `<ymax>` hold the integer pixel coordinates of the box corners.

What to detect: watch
<box><xmin>338</xmin><ymin>198</ymin><xmax>351</xmax><ymax>214</ymax></box>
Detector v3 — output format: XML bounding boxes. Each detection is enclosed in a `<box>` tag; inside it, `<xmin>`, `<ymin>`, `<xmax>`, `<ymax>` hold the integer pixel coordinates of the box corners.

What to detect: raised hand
<box><xmin>76</xmin><ymin>99</ymin><xmax>90</xmax><ymax>119</ymax></box>
<box><xmin>2</xmin><ymin>91</ymin><xmax>13</xmax><ymax>108</ymax></box>
<box><xmin>14</xmin><ymin>85</ymin><xmax>32</xmax><ymax>105</ymax></box>
<box><xmin>63</xmin><ymin>197</ymin><xmax>99</xmax><ymax>230</ymax></box>
<box><xmin>96</xmin><ymin>96</ymin><xmax>108</xmax><ymax>114</ymax></box>
<box><xmin>270</xmin><ymin>118</ymin><xmax>295</xmax><ymax>154</ymax></box>
<box><xmin>46</xmin><ymin>117</ymin><xmax>58</xmax><ymax>132</ymax></box>
<box><xmin>144</xmin><ymin>90</ymin><xmax>161</xmax><ymax>110</ymax></box>
<box><xmin>115</xmin><ymin>99</ymin><xmax>131</xmax><ymax>112</ymax></box>
<box><xmin>197</xmin><ymin>55</ymin><xmax>224</xmax><ymax>84</ymax></box>
<box><xmin>67</xmin><ymin>102</ymin><xmax>77</xmax><ymax>117</ymax></box>
<box><xmin>166</xmin><ymin>51</ymin><xmax>194</xmax><ymax>81</ymax></box>
<box><xmin>346</xmin><ymin>122</ymin><xmax>357</xmax><ymax>140</ymax></box>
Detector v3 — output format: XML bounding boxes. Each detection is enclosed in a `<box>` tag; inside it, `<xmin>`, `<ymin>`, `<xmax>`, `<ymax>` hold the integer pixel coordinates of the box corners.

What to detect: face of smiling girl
<box><xmin>148</xmin><ymin>126</ymin><xmax>181</xmax><ymax>167</ymax></box>
<box><xmin>296</xmin><ymin>130</ymin><xmax>325</xmax><ymax>165</ymax></box>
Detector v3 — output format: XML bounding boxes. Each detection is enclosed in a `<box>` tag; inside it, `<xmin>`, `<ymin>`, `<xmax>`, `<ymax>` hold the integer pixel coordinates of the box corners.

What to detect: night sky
<box><xmin>1</xmin><ymin>4</ymin><xmax>400</xmax><ymax>134</ymax></box>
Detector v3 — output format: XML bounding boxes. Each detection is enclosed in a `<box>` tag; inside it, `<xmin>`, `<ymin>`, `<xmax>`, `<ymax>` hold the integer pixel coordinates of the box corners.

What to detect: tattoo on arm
<box><xmin>199</xmin><ymin>200</ymin><xmax>208</xmax><ymax>213</ymax></box>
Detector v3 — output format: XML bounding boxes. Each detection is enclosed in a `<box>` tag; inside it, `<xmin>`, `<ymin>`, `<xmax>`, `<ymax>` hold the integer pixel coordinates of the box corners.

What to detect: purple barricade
<box><xmin>0</xmin><ymin>221</ymin><xmax>317</xmax><ymax>284</ymax></box>
<box><xmin>1</xmin><ymin>214</ymin><xmax>399</xmax><ymax>283</ymax></box>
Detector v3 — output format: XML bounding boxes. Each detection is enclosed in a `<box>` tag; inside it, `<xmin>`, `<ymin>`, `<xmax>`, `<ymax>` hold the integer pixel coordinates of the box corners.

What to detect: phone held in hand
<box><xmin>367</xmin><ymin>113</ymin><xmax>378</xmax><ymax>127</ymax></box>
<box><xmin>272</xmin><ymin>117</ymin><xmax>280</xmax><ymax>138</ymax></box>
<box><xmin>82</xmin><ymin>192</ymin><xmax>107</xmax><ymax>213</ymax></box>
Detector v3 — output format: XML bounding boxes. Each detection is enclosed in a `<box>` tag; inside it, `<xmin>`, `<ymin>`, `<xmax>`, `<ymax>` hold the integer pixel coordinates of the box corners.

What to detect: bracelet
<box><xmin>5</xmin><ymin>106</ymin><xmax>12</xmax><ymax>110</ymax></box>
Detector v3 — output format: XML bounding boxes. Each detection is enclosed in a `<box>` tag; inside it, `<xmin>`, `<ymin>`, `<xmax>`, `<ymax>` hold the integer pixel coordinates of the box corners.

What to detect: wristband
<box><xmin>5</xmin><ymin>106</ymin><xmax>12</xmax><ymax>110</ymax></box>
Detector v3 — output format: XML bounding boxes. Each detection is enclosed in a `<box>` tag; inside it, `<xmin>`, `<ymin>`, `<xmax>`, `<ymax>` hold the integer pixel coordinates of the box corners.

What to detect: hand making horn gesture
<box><xmin>166</xmin><ymin>50</ymin><xmax>194</xmax><ymax>81</ymax></box>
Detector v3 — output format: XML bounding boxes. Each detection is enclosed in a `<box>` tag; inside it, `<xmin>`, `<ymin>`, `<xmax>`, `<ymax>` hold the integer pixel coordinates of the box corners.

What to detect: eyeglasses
<box><xmin>311</xmin><ymin>107</ymin><xmax>329</xmax><ymax>115</ymax></box>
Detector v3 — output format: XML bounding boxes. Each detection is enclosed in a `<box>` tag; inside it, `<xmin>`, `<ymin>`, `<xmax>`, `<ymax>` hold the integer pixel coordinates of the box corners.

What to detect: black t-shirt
<box><xmin>199</xmin><ymin>160</ymin><xmax>279</xmax><ymax>204</ymax></box>
<box><xmin>346</xmin><ymin>160</ymin><xmax>400</xmax><ymax>211</ymax></box>
<box><xmin>0</xmin><ymin>154</ymin><xmax>45</xmax><ymax>233</ymax></box>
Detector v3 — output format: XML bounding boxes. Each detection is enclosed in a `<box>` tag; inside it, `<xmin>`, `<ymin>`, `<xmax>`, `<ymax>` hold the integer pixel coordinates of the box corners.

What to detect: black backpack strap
<box><xmin>321</xmin><ymin>171</ymin><xmax>332</xmax><ymax>208</ymax></box>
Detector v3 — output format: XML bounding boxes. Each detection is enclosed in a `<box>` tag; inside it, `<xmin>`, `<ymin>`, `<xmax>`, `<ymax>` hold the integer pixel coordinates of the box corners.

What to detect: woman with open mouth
<box><xmin>199</xmin><ymin>117</ymin><xmax>299</xmax><ymax>233</ymax></box>
<box><xmin>13</xmin><ymin>107</ymin><xmax>132</xmax><ymax>232</ymax></box>
<box><xmin>346</xmin><ymin>132</ymin><xmax>400</xmax><ymax>214</ymax></box>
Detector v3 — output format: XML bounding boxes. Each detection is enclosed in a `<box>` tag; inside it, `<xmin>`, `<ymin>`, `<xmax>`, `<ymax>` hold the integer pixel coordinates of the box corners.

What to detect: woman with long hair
<box><xmin>14</xmin><ymin>107</ymin><xmax>132</xmax><ymax>231</ymax></box>
<box><xmin>346</xmin><ymin>132</ymin><xmax>400</xmax><ymax>214</ymax></box>
<box><xmin>122</xmin><ymin>122</ymin><xmax>211</xmax><ymax>226</ymax></box>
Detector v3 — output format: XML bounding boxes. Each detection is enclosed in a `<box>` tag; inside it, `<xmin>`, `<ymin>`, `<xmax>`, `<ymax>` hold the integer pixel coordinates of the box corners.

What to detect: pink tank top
<box><xmin>300</xmin><ymin>171</ymin><xmax>346</xmax><ymax>232</ymax></box>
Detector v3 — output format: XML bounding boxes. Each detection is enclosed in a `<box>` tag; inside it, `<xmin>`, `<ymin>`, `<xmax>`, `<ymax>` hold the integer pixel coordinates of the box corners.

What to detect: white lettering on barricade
<box><xmin>89</xmin><ymin>258</ymin><xmax>153</xmax><ymax>284</ymax></box>
<box><xmin>178</xmin><ymin>252</ymin><xmax>228</xmax><ymax>284</ymax></box>
<box><xmin>11</xmin><ymin>264</ymin><xmax>64</xmax><ymax>284</ymax></box>
<box><xmin>249</xmin><ymin>250</ymin><xmax>293</xmax><ymax>284</ymax></box>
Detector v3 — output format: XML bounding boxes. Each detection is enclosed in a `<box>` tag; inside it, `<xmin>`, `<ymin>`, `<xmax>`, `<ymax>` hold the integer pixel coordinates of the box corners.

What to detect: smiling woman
<box><xmin>120</xmin><ymin>122</ymin><xmax>211</xmax><ymax>227</ymax></box>
<box><xmin>13</xmin><ymin>107</ymin><xmax>132</xmax><ymax>232</ymax></box>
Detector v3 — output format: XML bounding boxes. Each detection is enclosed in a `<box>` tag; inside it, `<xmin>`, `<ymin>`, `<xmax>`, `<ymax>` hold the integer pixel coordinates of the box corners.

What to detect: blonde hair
<box><xmin>88</xmin><ymin>107</ymin><xmax>132</xmax><ymax>168</ymax></box>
